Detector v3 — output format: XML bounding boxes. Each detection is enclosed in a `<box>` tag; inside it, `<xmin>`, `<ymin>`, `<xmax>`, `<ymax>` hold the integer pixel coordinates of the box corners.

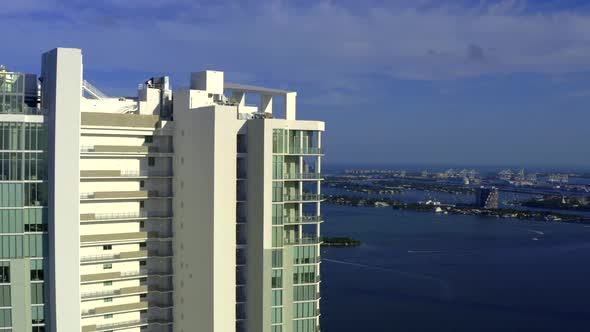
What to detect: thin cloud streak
<box><xmin>3</xmin><ymin>0</ymin><xmax>590</xmax><ymax>81</ymax></box>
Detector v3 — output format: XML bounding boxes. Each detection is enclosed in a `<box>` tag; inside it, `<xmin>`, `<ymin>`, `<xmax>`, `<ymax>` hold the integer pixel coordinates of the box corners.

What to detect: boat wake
<box><xmin>323</xmin><ymin>258</ymin><xmax>454</xmax><ymax>301</ymax></box>
<box><xmin>527</xmin><ymin>229</ymin><xmax>545</xmax><ymax>235</ymax></box>
<box><xmin>407</xmin><ymin>250</ymin><xmax>443</xmax><ymax>254</ymax></box>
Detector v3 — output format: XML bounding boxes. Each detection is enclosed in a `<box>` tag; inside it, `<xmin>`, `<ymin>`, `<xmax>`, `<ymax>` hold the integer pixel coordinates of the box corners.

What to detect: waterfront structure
<box><xmin>1</xmin><ymin>48</ymin><xmax>325</xmax><ymax>332</ymax></box>
<box><xmin>475</xmin><ymin>186</ymin><xmax>499</xmax><ymax>209</ymax></box>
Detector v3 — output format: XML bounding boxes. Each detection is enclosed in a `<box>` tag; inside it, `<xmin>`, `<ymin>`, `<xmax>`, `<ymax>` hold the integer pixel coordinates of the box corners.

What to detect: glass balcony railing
<box><xmin>288</xmin><ymin>147</ymin><xmax>323</xmax><ymax>155</ymax></box>
<box><xmin>80</xmin><ymin>211</ymin><xmax>173</xmax><ymax>222</ymax></box>
<box><xmin>293</xmin><ymin>274</ymin><xmax>321</xmax><ymax>284</ymax></box>
<box><xmin>279</xmin><ymin>173</ymin><xmax>323</xmax><ymax>180</ymax></box>
<box><xmin>294</xmin><ymin>256</ymin><xmax>322</xmax><ymax>264</ymax></box>
<box><xmin>284</xmin><ymin>235</ymin><xmax>322</xmax><ymax>245</ymax></box>
<box><xmin>283</xmin><ymin>193</ymin><xmax>325</xmax><ymax>202</ymax></box>
<box><xmin>283</xmin><ymin>215</ymin><xmax>323</xmax><ymax>224</ymax></box>
<box><xmin>80</xmin><ymin>170</ymin><xmax>173</xmax><ymax>178</ymax></box>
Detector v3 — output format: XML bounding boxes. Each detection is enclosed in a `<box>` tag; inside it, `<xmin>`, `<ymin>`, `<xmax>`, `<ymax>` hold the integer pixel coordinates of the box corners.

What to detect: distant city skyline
<box><xmin>3</xmin><ymin>0</ymin><xmax>590</xmax><ymax>167</ymax></box>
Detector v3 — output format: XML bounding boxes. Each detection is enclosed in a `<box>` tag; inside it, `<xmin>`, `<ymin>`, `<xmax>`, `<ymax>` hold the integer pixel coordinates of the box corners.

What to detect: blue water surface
<box><xmin>320</xmin><ymin>204</ymin><xmax>590</xmax><ymax>331</ymax></box>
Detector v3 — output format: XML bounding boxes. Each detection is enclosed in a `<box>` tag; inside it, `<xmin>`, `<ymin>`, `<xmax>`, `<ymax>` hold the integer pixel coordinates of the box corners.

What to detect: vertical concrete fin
<box><xmin>42</xmin><ymin>47</ymin><xmax>82</xmax><ymax>332</ymax></box>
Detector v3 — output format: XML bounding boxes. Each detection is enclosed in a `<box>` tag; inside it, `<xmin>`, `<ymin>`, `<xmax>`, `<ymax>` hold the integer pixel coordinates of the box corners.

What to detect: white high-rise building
<box><xmin>0</xmin><ymin>47</ymin><xmax>325</xmax><ymax>332</ymax></box>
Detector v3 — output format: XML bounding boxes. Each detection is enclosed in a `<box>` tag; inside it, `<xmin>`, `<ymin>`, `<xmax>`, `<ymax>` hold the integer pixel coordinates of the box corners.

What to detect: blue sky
<box><xmin>2</xmin><ymin>0</ymin><xmax>590</xmax><ymax>169</ymax></box>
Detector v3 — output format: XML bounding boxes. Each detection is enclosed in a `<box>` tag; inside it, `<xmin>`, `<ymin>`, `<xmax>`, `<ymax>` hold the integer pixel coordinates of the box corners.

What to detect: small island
<box><xmin>322</xmin><ymin>237</ymin><xmax>362</xmax><ymax>247</ymax></box>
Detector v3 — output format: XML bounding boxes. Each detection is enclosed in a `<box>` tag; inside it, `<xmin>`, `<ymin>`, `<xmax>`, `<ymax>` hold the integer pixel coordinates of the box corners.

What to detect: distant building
<box><xmin>498</xmin><ymin>169</ymin><xmax>513</xmax><ymax>181</ymax></box>
<box><xmin>548</xmin><ymin>173</ymin><xmax>569</xmax><ymax>184</ymax></box>
<box><xmin>475</xmin><ymin>186</ymin><xmax>499</xmax><ymax>209</ymax></box>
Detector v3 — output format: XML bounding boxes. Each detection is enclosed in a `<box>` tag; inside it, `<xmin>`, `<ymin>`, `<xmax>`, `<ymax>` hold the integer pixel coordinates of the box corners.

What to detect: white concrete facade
<box><xmin>8</xmin><ymin>47</ymin><xmax>325</xmax><ymax>332</ymax></box>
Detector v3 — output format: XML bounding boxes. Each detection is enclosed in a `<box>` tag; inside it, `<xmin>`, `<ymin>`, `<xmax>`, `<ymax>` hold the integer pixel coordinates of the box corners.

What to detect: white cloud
<box><xmin>3</xmin><ymin>0</ymin><xmax>590</xmax><ymax>82</ymax></box>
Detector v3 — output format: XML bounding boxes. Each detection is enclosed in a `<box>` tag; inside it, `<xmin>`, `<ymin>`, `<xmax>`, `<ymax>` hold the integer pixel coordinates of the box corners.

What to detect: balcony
<box><xmin>294</xmin><ymin>292</ymin><xmax>322</xmax><ymax>302</ymax></box>
<box><xmin>80</xmin><ymin>270</ymin><xmax>145</xmax><ymax>283</ymax></box>
<box><xmin>147</xmin><ymin>231</ymin><xmax>173</xmax><ymax>240</ymax></box>
<box><xmin>284</xmin><ymin>235</ymin><xmax>322</xmax><ymax>246</ymax></box>
<box><xmin>294</xmin><ymin>256</ymin><xmax>322</xmax><ymax>265</ymax></box>
<box><xmin>280</xmin><ymin>173</ymin><xmax>323</xmax><ymax>180</ymax></box>
<box><xmin>80</xmin><ymin>250</ymin><xmax>148</xmax><ymax>263</ymax></box>
<box><xmin>81</xmin><ymin>301</ymin><xmax>148</xmax><ymax>317</ymax></box>
<box><xmin>81</xmin><ymin>112</ymin><xmax>159</xmax><ymax>128</ymax></box>
<box><xmin>80</xmin><ymin>190</ymin><xmax>172</xmax><ymax>201</ymax></box>
<box><xmin>148</xmin><ymin>285</ymin><xmax>174</xmax><ymax>293</ymax></box>
<box><xmin>80</xmin><ymin>232</ymin><xmax>148</xmax><ymax>244</ymax></box>
<box><xmin>80</xmin><ymin>191</ymin><xmax>148</xmax><ymax>201</ymax></box>
<box><xmin>283</xmin><ymin>193</ymin><xmax>325</xmax><ymax>203</ymax></box>
<box><xmin>293</xmin><ymin>274</ymin><xmax>322</xmax><ymax>285</ymax></box>
<box><xmin>81</xmin><ymin>285</ymin><xmax>148</xmax><ymax>300</ymax></box>
<box><xmin>82</xmin><ymin>319</ymin><xmax>146</xmax><ymax>332</ymax></box>
<box><xmin>81</xmin><ymin>267</ymin><xmax>172</xmax><ymax>284</ymax></box>
<box><xmin>80</xmin><ymin>170</ymin><xmax>173</xmax><ymax>179</ymax></box>
<box><xmin>80</xmin><ymin>145</ymin><xmax>173</xmax><ymax>155</ymax></box>
<box><xmin>80</xmin><ymin>212</ymin><xmax>172</xmax><ymax>223</ymax></box>
<box><xmin>283</xmin><ymin>215</ymin><xmax>324</xmax><ymax>225</ymax></box>
<box><xmin>287</xmin><ymin>147</ymin><xmax>323</xmax><ymax>155</ymax></box>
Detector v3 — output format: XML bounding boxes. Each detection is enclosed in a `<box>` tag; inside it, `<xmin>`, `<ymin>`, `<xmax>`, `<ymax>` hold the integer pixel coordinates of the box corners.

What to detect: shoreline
<box><xmin>325</xmin><ymin>195</ymin><xmax>590</xmax><ymax>224</ymax></box>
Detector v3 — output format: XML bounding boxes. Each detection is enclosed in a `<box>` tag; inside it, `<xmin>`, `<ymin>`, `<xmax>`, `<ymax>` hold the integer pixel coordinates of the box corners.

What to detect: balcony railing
<box><xmin>80</xmin><ymin>191</ymin><xmax>172</xmax><ymax>200</ymax></box>
<box><xmin>81</xmin><ymin>285</ymin><xmax>147</xmax><ymax>299</ymax></box>
<box><xmin>81</xmin><ymin>301</ymin><xmax>148</xmax><ymax>316</ymax></box>
<box><xmin>293</xmin><ymin>275</ymin><xmax>322</xmax><ymax>285</ymax></box>
<box><xmin>80</xmin><ymin>191</ymin><xmax>148</xmax><ymax>200</ymax></box>
<box><xmin>80</xmin><ymin>145</ymin><xmax>174</xmax><ymax>154</ymax></box>
<box><xmin>288</xmin><ymin>147</ymin><xmax>323</xmax><ymax>155</ymax></box>
<box><xmin>283</xmin><ymin>215</ymin><xmax>323</xmax><ymax>224</ymax></box>
<box><xmin>0</xmin><ymin>106</ymin><xmax>47</xmax><ymax>115</ymax></box>
<box><xmin>294</xmin><ymin>256</ymin><xmax>322</xmax><ymax>265</ymax></box>
<box><xmin>280</xmin><ymin>173</ymin><xmax>323</xmax><ymax>180</ymax></box>
<box><xmin>83</xmin><ymin>318</ymin><xmax>149</xmax><ymax>332</ymax></box>
<box><xmin>283</xmin><ymin>193</ymin><xmax>325</xmax><ymax>202</ymax></box>
<box><xmin>294</xmin><ymin>292</ymin><xmax>322</xmax><ymax>302</ymax></box>
<box><xmin>284</xmin><ymin>235</ymin><xmax>322</xmax><ymax>245</ymax></box>
<box><xmin>80</xmin><ymin>250</ymin><xmax>149</xmax><ymax>262</ymax></box>
<box><xmin>80</xmin><ymin>211</ymin><xmax>173</xmax><ymax>222</ymax></box>
<box><xmin>80</xmin><ymin>253</ymin><xmax>117</xmax><ymax>262</ymax></box>
<box><xmin>80</xmin><ymin>270</ymin><xmax>146</xmax><ymax>283</ymax></box>
<box><xmin>80</xmin><ymin>170</ymin><xmax>173</xmax><ymax>178</ymax></box>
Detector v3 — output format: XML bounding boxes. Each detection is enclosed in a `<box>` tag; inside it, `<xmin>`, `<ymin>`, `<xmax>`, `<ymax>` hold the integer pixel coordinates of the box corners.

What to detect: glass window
<box><xmin>271</xmin><ymin>269</ymin><xmax>282</xmax><ymax>288</ymax></box>
<box><xmin>272</xmin><ymin>204</ymin><xmax>283</xmax><ymax>225</ymax></box>
<box><xmin>31</xmin><ymin>305</ymin><xmax>44</xmax><ymax>324</ymax></box>
<box><xmin>272</xmin><ymin>182</ymin><xmax>283</xmax><ymax>202</ymax></box>
<box><xmin>0</xmin><ymin>308</ymin><xmax>12</xmax><ymax>328</ymax></box>
<box><xmin>272</xmin><ymin>250</ymin><xmax>283</xmax><ymax>268</ymax></box>
<box><xmin>271</xmin><ymin>307</ymin><xmax>282</xmax><ymax>324</ymax></box>
<box><xmin>272</xmin><ymin>227</ymin><xmax>283</xmax><ymax>248</ymax></box>
<box><xmin>30</xmin><ymin>283</ymin><xmax>44</xmax><ymax>304</ymax></box>
<box><xmin>271</xmin><ymin>290</ymin><xmax>282</xmax><ymax>306</ymax></box>
<box><xmin>0</xmin><ymin>285</ymin><xmax>10</xmax><ymax>306</ymax></box>
<box><xmin>0</xmin><ymin>263</ymin><xmax>9</xmax><ymax>283</ymax></box>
